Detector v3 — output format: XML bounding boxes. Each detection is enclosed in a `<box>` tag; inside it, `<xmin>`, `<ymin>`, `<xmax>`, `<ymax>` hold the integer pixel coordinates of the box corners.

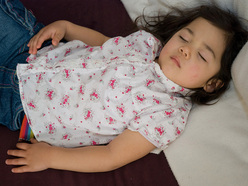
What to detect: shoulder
<box><xmin>126</xmin><ymin>30</ymin><xmax>160</xmax><ymax>43</ymax></box>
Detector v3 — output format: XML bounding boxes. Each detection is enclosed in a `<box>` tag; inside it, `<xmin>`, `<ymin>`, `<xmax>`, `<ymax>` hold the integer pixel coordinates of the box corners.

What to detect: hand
<box><xmin>6</xmin><ymin>139</ymin><xmax>52</xmax><ymax>173</ymax></box>
<box><xmin>28</xmin><ymin>20</ymin><xmax>67</xmax><ymax>55</ymax></box>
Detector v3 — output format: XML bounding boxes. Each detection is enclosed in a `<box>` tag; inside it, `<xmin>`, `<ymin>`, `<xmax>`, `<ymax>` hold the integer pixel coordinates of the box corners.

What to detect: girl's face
<box><xmin>157</xmin><ymin>17</ymin><xmax>226</xmax><ymax>90</ymax></box>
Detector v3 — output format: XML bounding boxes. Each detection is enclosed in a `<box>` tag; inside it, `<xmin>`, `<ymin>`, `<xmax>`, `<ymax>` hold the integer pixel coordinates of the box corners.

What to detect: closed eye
<box><xmin>199</xmin><ymin>53</ymin><xmax>207</xmax><ymax>62</ymax></box>
<box><xmin>179</xmin><ymin>36</ymin><xmax>188</xmax><ymax>42</ymax></box>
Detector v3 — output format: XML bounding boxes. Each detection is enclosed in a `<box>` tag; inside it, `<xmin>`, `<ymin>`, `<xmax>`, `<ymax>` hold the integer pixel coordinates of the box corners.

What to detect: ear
<box><xmin>203</xmin><ymin>79</ymin><xmax>223</xmax><ymax>93</ymax></box>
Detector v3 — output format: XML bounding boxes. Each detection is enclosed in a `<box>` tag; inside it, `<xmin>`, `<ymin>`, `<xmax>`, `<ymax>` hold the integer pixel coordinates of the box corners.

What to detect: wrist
<box><xmin>45</xmin><ymin>145</ymin><xmax>58</xmax><ymax>169</ymax></box>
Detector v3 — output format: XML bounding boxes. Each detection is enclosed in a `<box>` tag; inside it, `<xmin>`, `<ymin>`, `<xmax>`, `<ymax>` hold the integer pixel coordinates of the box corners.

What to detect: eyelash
<box><xmin>179</xmin><ymin>36</ymin><xmax>187</xmax><ymax>42</ymax></box>
<box><xmin>179</xmin><ymin>35</ymin><xmax>207</xmax><ymax>62</ymax></box>
<box><xmin>199</xmin><ymin>53</ymin><xmax>207</xmax><ymax>62</ymax></box>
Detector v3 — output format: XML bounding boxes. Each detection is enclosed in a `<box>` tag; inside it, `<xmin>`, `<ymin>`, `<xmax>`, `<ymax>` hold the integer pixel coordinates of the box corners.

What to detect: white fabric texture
<box><xmin>232</xmin><ymin>42</ymin><xmax>248</xmax><ymax>110</ymax></box>
<box><xmin>17</xmin><ymin>31</ymin><xmax>192</xmax><ymax>153</ymax></box>
<box><xmin>121</xmin><ymin>0</ymin><xmax>248</xmax><ymax>185</ymax></box>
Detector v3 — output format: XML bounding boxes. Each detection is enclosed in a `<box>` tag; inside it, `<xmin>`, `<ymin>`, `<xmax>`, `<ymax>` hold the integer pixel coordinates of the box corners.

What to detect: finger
<box><xmin>11</xmin><ymin>165</ymin><xmax>31</xmax><ymax>173</ymax></box>
<box><xmin>52</xmin><ymin>32</ymin><xmax>63</xmax><ymax>46</ymax></box>
<box><xmin>36</xmin><ymin>26</ymin><xmax>60</xmax><ymax>47</ymax></box>
<box><xmin>16</xmin><ymin>142</ymin><xmax>30</xmax><ymax>150</ymax></box>
<box><xmin>7</xmin><ymin>149</ymin><xmax>26</xmax><ymax>158</ymax></box>
<box><xmin>6</xmin><ymin>157</ymin><xmax>27</xmax><ymax>166</ymax></box>
<box><xmin>28</xmin><ymin>36</ymin><xmax>39</xmax><ymax>54</ymax></box>
<box><xmin>30</xmin><ymin>138</ymin><xmax>38</xmax><ymax>144</ymax></box>
<box><xmin>28</xmin><ymin>29</ymin><xmax>47</xmax><ymax>54</ymax></box>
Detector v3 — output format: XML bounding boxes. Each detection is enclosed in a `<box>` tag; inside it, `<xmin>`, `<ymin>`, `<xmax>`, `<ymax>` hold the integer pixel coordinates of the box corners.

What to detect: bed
<box><xmin>1</xmin><ymin>0</ymin><xmax>248</xmax><ymax>186</ymax></box>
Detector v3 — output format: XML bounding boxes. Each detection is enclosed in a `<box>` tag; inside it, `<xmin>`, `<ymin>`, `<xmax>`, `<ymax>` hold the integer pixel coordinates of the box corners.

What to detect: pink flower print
<box><xmin>84</xmin><ymin>109</ymin><xmax>93</xmax><ymax>120</ymax></box>
<box><xmin>27</xmin><ymin>101</ymin><xmax>36</xmax><ymax>110</ymax></box>
<box><xmin>36</xmin><ymin>73</ymin><xmax>44</xmax><ymax>83</ymax></box>
<box><xmin>26</xmin><ymin>56</ymin><xmax>31</xmax><ymax>62</ymax></box>
<box><xmin>106</xmin><ymin>117</ymin><xmax>116</xmax><ymax>125</ymax></box>
<box><xmin>26</xmin><ymin>64</ymin><xmax>34</xmax><ymax>69</ymax></box>
<box><xmin>176</xmin><ymin>127</ymin><xmax>181</xmax><ymax>135</ymax></box>
<box><xmin>56</xmin><ymin>116</ymin><xmax>63</xmax><ymax>124</ymax></box>
<box><xmin>46</xmin><ymin>89</ymin><xmax>55</xmax><ymax>100</ymax></box>
<box><xmin>111</xmin><ymin>56</ymin><xmax>119</xmax><ymax>61</ymax></box>
<box><xmin>144</xmin><ymin>41</ymin><xmax>151</xmax><ymax>48</ymax></box>
<box><xmin>180</xmin><ymin>87</ymin><xmax>185</xmax><ymax>92</ymax></box>
<box><xmin>153</xmin><ymin>98</ymin><xmax>160</xmax><ymax>105</ymax></box>
<box><xmin>26</xmin><ymin>56</ymin><xmax>36</xmax><ymax>63</ymax></box>
<box><xmin>101</xmin><ymin>69</ymin><xmax>107</xmax><ymax>76</ymax></box>
<box><xmin>136</xmin><ymin>93</ymin><xmax>146</xmax><ymax>103</ymax></box>
<box><xmin>155</xmin><ymin>126</ymin><xmax>165</xmax><ymax>136</ymax></box>
<box><xmin>63</xmin><ymin>69</ymin><xmax>71</xmax><ymax>78</ymax></box>
<box><xmin>64</xmin><ymin>48</ymin><xmax>71</xmax><ymax>56</ymax></box>
<box><xmin>133</xmin><ymin>110</ymin><xmax>138</xmax><ymax>115</ymax></box>
<box><xmin>170</xmin><ymin>95</ymin><xmax>175</xmax><ymax>101</ymax></box>
<box><xmin>79</xmin><ymin>85</ymin><xmax>85</xmax><ymax>95</ymax></box>
<box><xmin>91</xmin><ymin>140</ymin><xmax>98</xmax><ymax>145</ymax></box>
<box><xmin>144</xmin><ymin>129</ymin><xmax>149</xmax><ymax>136</ymax></box>
<box><xmin>60</xmin><ymin>95</ymin><xmax>70</xmax><ymax>107</ymax></box>
<box><xmin>179</xmin><ymin>107</ymin><xmax>187</xmax><ymax>112</ymax></box>
<box><xmin>109</xmin><ymin>78</ymin><xmax>117</xmax><ymax>89</ymax></box>
<box><xmin>62</xmin><ymin>133</ymin><xmax>71</xmax><ymax>140</ymax></box>
<box><xmin>154</xmin><ymin>37</ymin><xmax>160</xmax><ymax>43</ymax></box>
<box><xmin>81</xmin><ymin>63</ymin><xmax>87</xmax><ymax>68</ymax></box>
<box><xmin>90</xmin><ymin>90</ymin><xmax>100</xmax><ymax>101</ymax></box>
<box><xmin>46</xmin><ymin>123</ymin><xmax>56</xmax><ymax>134</ymax></box>
<box><xmin>117</xmin><ymin>105</ymin><xmax>125</xmax><ymax>117</ymax></box>
<box><xmin>113</xmin><ymin>37</ymin><xmax>120</xmax><ymax>45</ymax></box>
<box><xmin>122</xmin><ymin>86</ymin><xmax>132</xmax><ymax>94</ymax></box>
<box><xmin>88</xmin><ymin>47</ymin><xmax>94</xmax><ymax>52</ymax></box>
<box><xmin>134</xmin><ymin>115</ymin><xmax>140</xmax><ymax>124</ymax></box>
<box><xmin>146</xmin><ymin>79</ymin><xmax>155</xmax><ymax>87</ymax></box>
<box><xmin>164</xmin><ymin>109</ymin><xmax>174</xmax><ymax>118</ymax></box>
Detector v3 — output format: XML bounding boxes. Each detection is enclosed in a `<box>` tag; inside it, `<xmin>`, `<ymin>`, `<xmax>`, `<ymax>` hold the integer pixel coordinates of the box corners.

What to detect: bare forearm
<box><xmin>63</xmin><ymin>20</ymin><xmax>110</xmax><ymax>46</ymax></box>
<box><xmin>47</xmin><ymin>130</ymin><xmax>155</xmax><ymax>173</ymax></box>
<box><xmin>6</xmin><ymin>130</ymin><xmax>155</xmax><ymax>173</ymax></box>
<box><xmin>48</xmin><ymin>145</ymin><xmax>117</xmax><ymax>172</ymax></box>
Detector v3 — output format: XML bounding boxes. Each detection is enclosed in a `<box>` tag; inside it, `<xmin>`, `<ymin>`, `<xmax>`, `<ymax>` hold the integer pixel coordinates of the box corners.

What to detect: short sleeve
<box><xmin>102</xmin><ymin>30</ymin><xmax>162</xmax><ymax>63</ymax></box>
<box><xmin>125</xmin><ymin>30</ymin><xmax>163</xmax><ymax>63</ymax></box>
<box><xmin>128</xmin><ymin>99</ymin><xmax>191</xmax><ymax>153</ymax></box>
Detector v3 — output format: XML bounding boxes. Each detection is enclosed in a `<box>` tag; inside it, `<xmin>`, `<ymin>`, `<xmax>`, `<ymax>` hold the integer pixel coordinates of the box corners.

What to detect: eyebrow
<box><xmin>183</xmin><ymin>28</ymin><xmax>216</xmax><ymax>59</ymax></box>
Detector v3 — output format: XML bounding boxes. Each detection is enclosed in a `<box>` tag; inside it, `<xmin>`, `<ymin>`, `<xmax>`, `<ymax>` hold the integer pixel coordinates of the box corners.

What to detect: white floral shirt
<box><xmin>17</xmin><ymin>30</ymin><xmax>192</xmax><ymax>153</ymax></box>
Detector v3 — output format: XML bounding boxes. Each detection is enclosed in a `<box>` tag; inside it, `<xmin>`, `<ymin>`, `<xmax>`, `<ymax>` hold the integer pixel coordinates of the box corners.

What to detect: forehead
<box><xmin>182</xmin><ymin>17</ymin><xmax>227</xmax><ymax>59</ymax></box>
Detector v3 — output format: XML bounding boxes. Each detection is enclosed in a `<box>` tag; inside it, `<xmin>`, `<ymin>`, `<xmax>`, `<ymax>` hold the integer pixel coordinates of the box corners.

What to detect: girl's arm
<box><xmin>6</xmin><ymin>129</ymin><xmax>156</xmax><ymax>173</ymax></box>
<box><xmin>28</xmin><ymin>20</ymin><xmax>110</xmax><ymax>55</ymax></box>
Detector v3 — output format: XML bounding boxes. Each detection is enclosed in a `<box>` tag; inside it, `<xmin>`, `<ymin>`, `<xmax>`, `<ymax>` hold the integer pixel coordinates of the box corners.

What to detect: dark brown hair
<box><xmin>136</xmin><ymin>4</ymin><xmax>248</xmax><ymax>105</ymax></box>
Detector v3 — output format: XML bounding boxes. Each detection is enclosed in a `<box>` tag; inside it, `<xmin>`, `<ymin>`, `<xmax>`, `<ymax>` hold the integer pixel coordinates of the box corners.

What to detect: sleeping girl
<box><xmin>1</xmin><ymin>0</ymin><xmax>247</xmax><ymax>173</ymax></box>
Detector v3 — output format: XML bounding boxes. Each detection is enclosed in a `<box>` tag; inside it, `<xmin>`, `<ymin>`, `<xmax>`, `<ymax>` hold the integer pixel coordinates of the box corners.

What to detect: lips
<box><xmin>170</xmin><ymin>56</ymin><xmax>181</xmax><ymax>68</ymax></box>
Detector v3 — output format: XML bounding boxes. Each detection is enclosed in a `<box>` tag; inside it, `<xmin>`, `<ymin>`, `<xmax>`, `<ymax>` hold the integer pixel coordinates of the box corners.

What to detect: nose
<box><xmin>179</xmin><ymin>46</ymin><xmax>191</xmax><ymax>59</ymax></box>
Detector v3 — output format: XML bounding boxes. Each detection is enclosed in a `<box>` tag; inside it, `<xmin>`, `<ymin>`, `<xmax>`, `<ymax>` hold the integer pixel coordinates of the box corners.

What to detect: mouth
<box><xmin>170</xmin><ymin>56</ymin><xmax>181</xmax><ymax>68</ymax></box>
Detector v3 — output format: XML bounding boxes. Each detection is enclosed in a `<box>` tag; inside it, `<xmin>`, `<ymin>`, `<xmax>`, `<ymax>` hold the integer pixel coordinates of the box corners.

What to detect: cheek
<box><xmin>186</xmin><ymin>66</ymin><xmax>207</xmax><ymax>86</ymax></box>
<box><xmin>186</xmin><ymin>65</ymin><xmax>201</xmax><ymax>78</ymax></box>
<box><xmin>159</xmin><ymin>45</ymin><xmax>169</xmax><ymax>57</ymax></box>
<box><xmin>161</xmin><ymin>39</ymin><xmax>175</xmax><ymax>55</ymax></box>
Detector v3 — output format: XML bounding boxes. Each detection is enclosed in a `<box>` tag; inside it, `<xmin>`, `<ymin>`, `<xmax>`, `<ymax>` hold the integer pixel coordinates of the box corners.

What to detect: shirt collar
<box><xmin>153</xmin><ymin>63</ymin><xmax>191</xmax><ymax>96</ymax></box>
